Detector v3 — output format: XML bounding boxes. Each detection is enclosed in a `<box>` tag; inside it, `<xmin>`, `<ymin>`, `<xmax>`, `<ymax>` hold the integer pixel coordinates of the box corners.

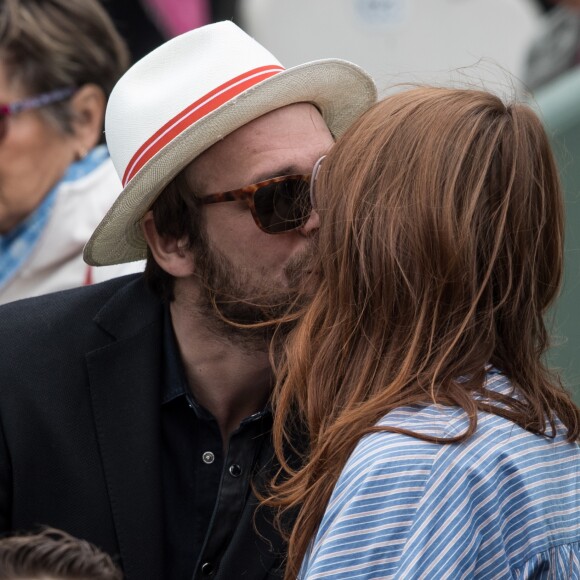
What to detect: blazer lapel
<box><xmin>86</xmin><ymin>279</ymin><xmax>165</xmax><ymax>580</ymax></box>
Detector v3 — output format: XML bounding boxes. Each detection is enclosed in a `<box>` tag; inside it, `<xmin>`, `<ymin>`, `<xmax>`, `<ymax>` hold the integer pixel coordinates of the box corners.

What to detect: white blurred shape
<box><xmin>239</xmin><ymin>0</ymin><xmax>543</xmax><ymax>98</ymax></box>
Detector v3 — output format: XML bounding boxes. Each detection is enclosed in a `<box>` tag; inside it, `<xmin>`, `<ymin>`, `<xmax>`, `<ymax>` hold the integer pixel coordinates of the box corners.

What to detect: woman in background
<box><xmin>0</xmin><ymin>0</ymin><xmax>141</xmax><ymax>305</ymax></box>
<box><xmin>266</xmin><ymin>87</ymin><xmax>580</xmax><ymax>578</ymax></box>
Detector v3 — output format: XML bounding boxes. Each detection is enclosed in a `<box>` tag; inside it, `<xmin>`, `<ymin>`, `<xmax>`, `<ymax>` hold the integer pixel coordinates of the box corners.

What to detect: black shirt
<box><xmin>161</xmin><ymin>310</ymin><xmax>276</xmax><ymax>579</ymax></box>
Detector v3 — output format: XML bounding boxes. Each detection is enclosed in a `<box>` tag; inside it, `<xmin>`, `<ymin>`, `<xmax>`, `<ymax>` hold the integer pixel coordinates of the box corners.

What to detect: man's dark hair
<box><xmin>144</xmin><ymin>169</ymin><xmax>203</xmax><ymax>302</ymax></box>
<box><xmin>0</xmin><ymin>528</ymin><xmax>122</xmax><ymax>579</ymax></box>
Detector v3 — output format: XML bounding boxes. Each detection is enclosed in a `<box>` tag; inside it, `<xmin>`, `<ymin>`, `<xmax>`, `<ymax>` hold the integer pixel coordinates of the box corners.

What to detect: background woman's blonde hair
<box><xmin>264</xmin><ymin>86</ymin><xmax>580</xmax><ymax>579</ymax></box>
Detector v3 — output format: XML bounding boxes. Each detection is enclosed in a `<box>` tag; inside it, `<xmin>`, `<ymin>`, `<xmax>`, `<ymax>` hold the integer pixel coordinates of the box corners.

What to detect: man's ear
<box><xmin>69</xmin><ymin>83</ymin><xmax>106</xmax><ymax>157</ymax></box>
<box><xmin>141</xmin><ymin>211</ymin><xmax>195</xmax><ymax>277</ymax></box>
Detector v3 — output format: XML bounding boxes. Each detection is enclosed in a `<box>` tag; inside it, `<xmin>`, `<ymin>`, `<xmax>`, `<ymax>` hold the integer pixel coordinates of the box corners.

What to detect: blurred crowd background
<box><xmin>98</xmin><ymin>0</ymin><xmax>580</xmax><ymax>94</ymax></box>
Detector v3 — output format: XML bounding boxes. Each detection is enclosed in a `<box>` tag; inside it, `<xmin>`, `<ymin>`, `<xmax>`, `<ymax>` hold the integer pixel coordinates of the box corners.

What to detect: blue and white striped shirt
<box><xmin>300</xmin><ymin>370</ymin><xmax>580</xmax><ymax>579</ymax></box>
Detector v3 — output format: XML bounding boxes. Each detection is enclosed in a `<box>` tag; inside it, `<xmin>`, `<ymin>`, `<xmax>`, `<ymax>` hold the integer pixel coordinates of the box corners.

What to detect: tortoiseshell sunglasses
<box><xmin>198</xmin><ymin>155</ymin><xmax>327</xmax><ymax>234</ymax></box>
<box><xmin>0</xmin><ymin>87</ymin><xmax>75</xmax><ymax>141</ymax></box>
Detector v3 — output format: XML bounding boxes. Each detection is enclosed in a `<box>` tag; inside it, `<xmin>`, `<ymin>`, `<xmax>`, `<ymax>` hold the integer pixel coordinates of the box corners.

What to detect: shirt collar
<box><xmin>162</xmin><ymin>305</ymin><xmax>189</xmax><ymax>404</ymax></box>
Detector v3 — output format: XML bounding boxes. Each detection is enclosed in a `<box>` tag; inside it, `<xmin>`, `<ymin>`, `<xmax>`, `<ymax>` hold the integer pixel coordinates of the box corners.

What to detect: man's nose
<box><xmin>299</xmin><ymin>209</ymin><xmax>320</xmax><ymax>237</ymax></box>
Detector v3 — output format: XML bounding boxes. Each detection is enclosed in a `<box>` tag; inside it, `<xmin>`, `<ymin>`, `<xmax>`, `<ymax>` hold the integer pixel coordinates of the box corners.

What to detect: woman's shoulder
<box><xmin>314</xmin><ymin>371</ymin><xmax>580</xmax><ymax>578</ymax></box>
<box><xmin>348</xmin><ymin>369</ymin><xmax>578</xmax><ymax>483</ymax></box>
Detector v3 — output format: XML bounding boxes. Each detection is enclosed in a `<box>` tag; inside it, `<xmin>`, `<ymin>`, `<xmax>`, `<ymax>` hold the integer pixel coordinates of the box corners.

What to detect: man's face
<box><xmin>180</xmin><ymin>103</ymin><xmax>333</xmax><ymax>329</ymax></box>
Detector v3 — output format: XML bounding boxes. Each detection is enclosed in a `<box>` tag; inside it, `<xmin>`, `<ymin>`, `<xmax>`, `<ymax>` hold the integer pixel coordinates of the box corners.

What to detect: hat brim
<box><xmin>84</xmin><ymin>59</ymin><xmax>377</xmax><ymax>266</ymax></box>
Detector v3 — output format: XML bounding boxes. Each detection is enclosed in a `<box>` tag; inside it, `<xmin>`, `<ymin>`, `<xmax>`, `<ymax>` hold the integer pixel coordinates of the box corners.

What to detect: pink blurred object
<box><xmin>143</xmin><ymin>0</ymin><xmax>210</xmax><ymax>37</ymax></box>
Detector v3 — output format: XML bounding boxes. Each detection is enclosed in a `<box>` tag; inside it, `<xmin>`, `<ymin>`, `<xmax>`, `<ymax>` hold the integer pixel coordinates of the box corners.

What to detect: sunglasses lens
<box><xmin>254</xmin><ymin>178</ymin><xmax>311</xmax><ymax>233</ymax></box>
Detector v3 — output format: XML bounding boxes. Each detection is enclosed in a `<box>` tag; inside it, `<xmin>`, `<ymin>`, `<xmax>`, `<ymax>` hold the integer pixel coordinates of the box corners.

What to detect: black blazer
<box><xmin>0</xmin><ymin>275</ymin><xmax>285</xmax><ymax>579</ymax></box>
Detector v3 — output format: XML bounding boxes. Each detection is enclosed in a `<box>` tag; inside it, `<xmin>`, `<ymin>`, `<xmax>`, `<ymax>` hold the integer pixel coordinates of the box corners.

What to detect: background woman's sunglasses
<box><xmin>198</xmin><ymin>155</ymin><xmax>326</xmax><ymax>235</ymax></box>
<box><xmin>0</xmin><ymin>87</ymin><xmax>75</xmax><ymax>141</ymax></box>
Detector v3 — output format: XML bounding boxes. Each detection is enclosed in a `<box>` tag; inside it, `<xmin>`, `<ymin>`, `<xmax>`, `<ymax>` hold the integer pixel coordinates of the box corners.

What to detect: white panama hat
<box><xmin>84</xmin><ymin>21</ymin><xmax>377</xmax><ymax>266</ymax></box>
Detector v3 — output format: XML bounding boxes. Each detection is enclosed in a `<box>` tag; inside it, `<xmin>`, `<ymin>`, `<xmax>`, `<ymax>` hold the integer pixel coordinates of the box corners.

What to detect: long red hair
<box><xmin>263</xmin><ymin>87</ymin><xmax>580</xmax><ymax>579</ymax></box>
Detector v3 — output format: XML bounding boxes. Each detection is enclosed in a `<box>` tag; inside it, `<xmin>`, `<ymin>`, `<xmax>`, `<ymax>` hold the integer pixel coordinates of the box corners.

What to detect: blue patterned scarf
<box><xmin>0</xmin><ymin>145</ymin><xmax>109</xmax><ymax>289</ymax></box>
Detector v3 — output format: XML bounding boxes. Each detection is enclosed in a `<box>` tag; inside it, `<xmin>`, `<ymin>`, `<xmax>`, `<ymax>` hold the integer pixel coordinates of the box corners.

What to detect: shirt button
<box><xmin>229</xmin><ymin>463</ymin><xmax>242</xmax><ymax>477</ymax></box>
<box><xmin>202</xmin><ymin>451</ymin><xmax>215</xmax><ymax>464</ymax></box>
<box><xmin>201</xmin><ymin>561</ymin><xmax>214</xmax><ymax>576</ymax></box>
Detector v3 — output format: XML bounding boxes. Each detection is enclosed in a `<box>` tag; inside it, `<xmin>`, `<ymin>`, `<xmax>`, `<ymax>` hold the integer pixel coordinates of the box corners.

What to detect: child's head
<box><xmin>0</xmin><ymin>528</ymin><xmax>122</xmax><ymax>579</ymax></box>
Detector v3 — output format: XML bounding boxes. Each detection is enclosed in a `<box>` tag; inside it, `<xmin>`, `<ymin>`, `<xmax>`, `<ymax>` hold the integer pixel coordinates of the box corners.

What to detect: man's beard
<box><xmin>193</xmin><ymin>235</ymin><xmax>315</xmax><ymax>349</ymax></box>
